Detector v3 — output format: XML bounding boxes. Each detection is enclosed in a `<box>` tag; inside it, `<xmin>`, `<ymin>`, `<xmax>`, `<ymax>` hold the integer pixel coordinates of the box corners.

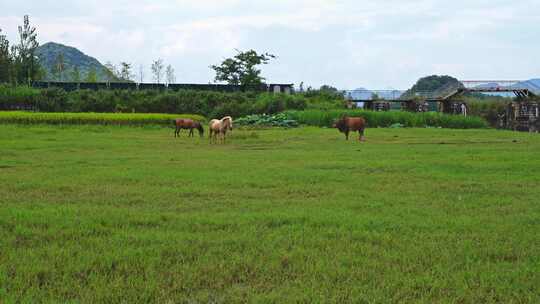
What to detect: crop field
<box><xmin>0</xmin><ymin>111</ymin><xmax>205</xmax><ymax>126</ymax></box>
<box><xmin>0</xmin><ymin>124</ymin><xmax>539</xmax><ymax>303</ymax></box>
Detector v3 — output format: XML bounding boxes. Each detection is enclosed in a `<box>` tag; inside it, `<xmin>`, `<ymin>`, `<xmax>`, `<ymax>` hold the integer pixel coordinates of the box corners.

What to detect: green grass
<box><xmin>0</xmin><ymin>125</ymin><xmax>539</xmax><ymax>303</ymax></box>
<box><xmin>0</xmin><ymin>111</ymin><xmax>205</xmax><ymax>126</ymax></box>
<box><xmin>285</xmin><ymin>109</ymin><xmax>489</xmax><ymax>129</ymax></box>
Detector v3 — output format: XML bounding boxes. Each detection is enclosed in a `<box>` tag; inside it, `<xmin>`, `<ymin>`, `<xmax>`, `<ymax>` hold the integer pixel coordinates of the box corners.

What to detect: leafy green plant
<box><xmin>236</xmin><ymin>113</ymin><xmax>299</xmax><ymax>128</ymax></box>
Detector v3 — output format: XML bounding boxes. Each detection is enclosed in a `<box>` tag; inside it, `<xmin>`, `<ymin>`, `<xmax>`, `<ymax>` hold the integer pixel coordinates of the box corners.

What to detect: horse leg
<box><xmin>189</xmin><ymin>128</ymin><xmax>193</xmax><ymax>137</ymax></box>
<box><xmin>345</xmin><ymin>130</ymin><xmax>349</xmax><ymax>140</ymax></box>
<box><xmin>359</xmin><ymin>129</ymin><xmax>365</xmax><ymax>142</ymax></box>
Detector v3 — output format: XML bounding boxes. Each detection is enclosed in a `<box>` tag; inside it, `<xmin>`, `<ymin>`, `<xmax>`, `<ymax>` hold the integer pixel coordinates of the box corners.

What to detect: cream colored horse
<box><xmin>209</xmin><ymin>116</ymin><xmax>232</xmax><ymax>143</ymax></box>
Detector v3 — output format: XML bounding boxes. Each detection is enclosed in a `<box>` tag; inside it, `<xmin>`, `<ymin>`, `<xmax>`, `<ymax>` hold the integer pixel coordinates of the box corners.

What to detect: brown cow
<box><xmin>333</xmin><ymin>116</ymin><xmax>366</xmax><ymax>141</ymax></box>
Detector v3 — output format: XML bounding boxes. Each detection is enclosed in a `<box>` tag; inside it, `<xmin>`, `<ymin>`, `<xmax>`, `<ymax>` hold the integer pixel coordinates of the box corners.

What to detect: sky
<box><xmin>1</xmin><ymin>0</ymin><xmax>539</xmax><ymax>89</ymax></box>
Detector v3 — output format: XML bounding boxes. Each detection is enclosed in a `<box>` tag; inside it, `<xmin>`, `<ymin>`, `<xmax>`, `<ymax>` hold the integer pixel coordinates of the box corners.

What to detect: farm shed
<box><xmin>504</xmin><ymin>101</ymin><xmax>540</xmax><ymax>132</ymax></box>
<box><xmin>363</xmin><ymin>101</ymin><xmax>391</xmax><ymax>111</ymax></box>
<box><xmin>438</xmin><ymin>100</ymin><xmax>468</xmax><ymax>116</ymax></box>
<box><xmin>268</xmin><ymin>84</ymin><xmax>293</xmax><ymax>94</ymax></box>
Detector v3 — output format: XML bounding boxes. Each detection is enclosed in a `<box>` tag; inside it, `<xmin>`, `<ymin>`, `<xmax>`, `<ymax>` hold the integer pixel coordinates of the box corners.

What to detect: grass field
<box><xmin>1</xmin><ymin>125</ymin><xmax>539</xmax><ymax>303</ymax></box>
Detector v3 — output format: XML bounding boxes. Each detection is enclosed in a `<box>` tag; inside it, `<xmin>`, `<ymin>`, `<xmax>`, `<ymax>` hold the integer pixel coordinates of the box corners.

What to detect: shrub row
<box><xmin>285</xmin><ymin>110</ymin><xmax>489</xmax><ymax>129</ymax></box>
<box><xmin>0</xmin><ymin>111</ymin><xmax>205</xmax><ymax>126</ymax></box>
<box><xmin>1</xmin><ymin>110</ymin><xmax>488</xmax><ymax>129</ymax></box>
<box><xmin>0</xmin><ymin>85</ymin><xmax>308</xmax><ymax>118</ymax></box>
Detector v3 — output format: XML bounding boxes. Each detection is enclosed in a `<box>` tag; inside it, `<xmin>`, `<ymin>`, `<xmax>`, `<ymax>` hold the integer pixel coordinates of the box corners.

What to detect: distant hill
<box><xmin>515</xmin><ymin>79</ymin><xmax>540</xmax><ymax>93</ymax></box>
<box><xmin>36</xmin><ymin>42</ymin><xmax>115</xmax><ymax>82</ymax></box>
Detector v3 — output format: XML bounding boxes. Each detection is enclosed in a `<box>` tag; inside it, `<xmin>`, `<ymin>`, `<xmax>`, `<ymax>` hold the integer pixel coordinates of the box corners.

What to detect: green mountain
<box><xmin>36</xmin><ymin>42</ymin><xmax>115</xmax><ymax>82</ymax></box>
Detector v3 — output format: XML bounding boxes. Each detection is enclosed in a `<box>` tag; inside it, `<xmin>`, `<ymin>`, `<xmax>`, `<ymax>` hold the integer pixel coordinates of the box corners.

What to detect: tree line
<box><xmin>0</xmin><ymin>16</ymin><xmax>42</xmax><ymax>85</ymax></box>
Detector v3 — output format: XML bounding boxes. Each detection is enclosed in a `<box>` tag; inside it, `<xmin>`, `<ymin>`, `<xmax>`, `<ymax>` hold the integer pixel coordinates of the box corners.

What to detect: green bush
<box><xmin>35</xmin><ymin>88</ymin><xmax>69</xmax><ymax>112</ymax></box>
<box><xmin>285</xmin><ymin>110</ymin><xmax>488</xmax><ymax>129</ymax></box>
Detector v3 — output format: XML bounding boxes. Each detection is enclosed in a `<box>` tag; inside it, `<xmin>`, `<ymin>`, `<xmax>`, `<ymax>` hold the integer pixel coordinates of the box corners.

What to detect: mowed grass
<box><xmin>0</xmin><ymin>125</ymin><xmax>539</xmax><ymax>303</ymax></box>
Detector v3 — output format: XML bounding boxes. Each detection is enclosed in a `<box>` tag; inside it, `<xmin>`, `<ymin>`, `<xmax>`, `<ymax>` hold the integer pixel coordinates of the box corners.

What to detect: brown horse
<box><xmin>174</xmin><ymin>118</ymin><xmax>204</xmax><ymax>138</ymax></box>
<box><xmin>333</xmin><ymin>116</ymin><xmax>366</xmax><ymax>141</ymax></box>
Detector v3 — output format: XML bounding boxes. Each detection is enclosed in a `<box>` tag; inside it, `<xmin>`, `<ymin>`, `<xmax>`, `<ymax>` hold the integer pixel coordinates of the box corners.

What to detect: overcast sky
<box><xmin>1</xmin><ymin>0</ymin><xmax>539</xmax><ymax>89</ymax></box>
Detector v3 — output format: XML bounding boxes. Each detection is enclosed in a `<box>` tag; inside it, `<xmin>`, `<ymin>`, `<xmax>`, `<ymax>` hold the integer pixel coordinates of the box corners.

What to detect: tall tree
<box><xmin>0</xmin><ymin>28</ymin><xmax>11</xmax><ymax>84</ymax></box>
<box><xmin>151</xmin><ymin>59</ymin><xmax>164</xmax><ymax>84</ymax></box>
<box><xmin>165</xmin><ymin>64</ymin><xmax>175</xmax><ymax>84</ymax></box>
<box><xmin>210</xmin><ymin>49</ymin><xmax>276</xmax><ymax>87</ymax></box>
<box><xmin>119</xmin><ymin>62</ymin><xmax>133</xmax><ymax>82</ymax></box>
<box><xmin>9</xmin><ymin>45</ymin><xmax>19</xmax><ymax>84</ymax></box>
<box><xmin>15</xmin><ymin>15</ymin><xmax>41</xmax><ymax>85</ymax></box>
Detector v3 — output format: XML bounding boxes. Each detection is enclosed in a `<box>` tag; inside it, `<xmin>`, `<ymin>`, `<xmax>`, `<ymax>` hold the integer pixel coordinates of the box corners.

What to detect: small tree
<box><xmin>320</xmin><ymin>85</ymin><xmax>339</xmax><ymax>94</ymax></box>
<box><xmin>119</xmin><ymin>62</ymin><xmax>133</xmax><ymax>82</ymax></box>
<box><xmin>165</xmin><ymin>64</ymin><xmax>175</xmax><ymax>84</ymax></box>
<box><xmin>210</xmin><ymin>49</ymin><xmax>276</xmax><ymax>87</ymax></box>
<box><xmin>151</xmin><ymin>59</ymin><xmax>164</xmax><ymax>84</ymax></box>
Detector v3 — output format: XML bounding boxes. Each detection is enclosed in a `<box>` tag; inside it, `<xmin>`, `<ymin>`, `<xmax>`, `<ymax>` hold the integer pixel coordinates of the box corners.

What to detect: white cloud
<box><xmin>1</xmin><ymin>0</ymin><xmax>539</xmax><ymax>88</ymax></box>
